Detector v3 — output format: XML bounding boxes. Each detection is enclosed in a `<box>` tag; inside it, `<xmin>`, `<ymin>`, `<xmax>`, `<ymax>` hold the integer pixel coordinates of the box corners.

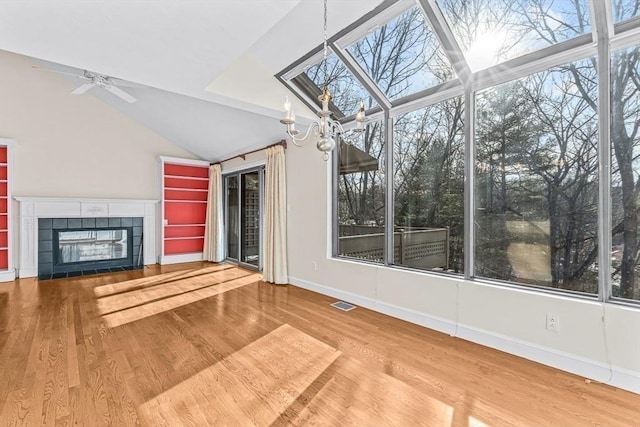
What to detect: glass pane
<box><xmin>226</xmin><ymin>175</ymin><xmax>239</xmax><ymax>260</ymax></box>
<box><xmin>337</xmin><ymin>121</ymin><xmax>386</xmax><ymax>263</ymax></box>
<box><xmin>393</xmin><ymin>98</ymin><xmax>465</xmax><ymax>274</ymax></box>
<box><xmin>292</xmin><ymin>53</ymin><xmax>377</xmax><ymax>118</ymax></box>
<box><xmin>611</xmin><ymin>45</ymin><xmax>640</xmax><ymax>301</ymax></box>
<box><xmin>59</xmin><ymin>230</ymin><xmax>128</xmax><ymax>263</ymax></box>
<box><xmin>612</xmin><ymin>0</ymin><xmax>640</xmax><ymax>22</ymax></box>
<box><xmin>347</xmin><ymin>6</ymin><xmax>455</xmax><ymax>100</ymax></box>
<box><xmin>241</xmin><ymin>172</ymin><xmax>260</xmax><ymax>266</ymax></box>
<box><xmin>475</xmin><ymin>58</ymin><xmax>598</xmax><ymax>294</ymax></box>
<box><xmin>437</xmin><ymin>0</ymin><xmax>591</xmax><ymax>71</ymax></box>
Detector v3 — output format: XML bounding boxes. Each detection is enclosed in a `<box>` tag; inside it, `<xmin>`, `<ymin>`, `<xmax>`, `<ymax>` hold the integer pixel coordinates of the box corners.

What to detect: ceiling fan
<box><xmin>33</xmin><ymin>67</ymin><xmax>137</xmax><ymax>103</ymax></box>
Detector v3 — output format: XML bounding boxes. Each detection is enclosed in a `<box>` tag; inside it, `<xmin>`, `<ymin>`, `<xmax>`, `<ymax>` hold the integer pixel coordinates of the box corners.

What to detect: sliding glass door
<box><xmin>224</xmin><ymin>168</ymin><xmax>264</xmax><ymax>269</ymax></box>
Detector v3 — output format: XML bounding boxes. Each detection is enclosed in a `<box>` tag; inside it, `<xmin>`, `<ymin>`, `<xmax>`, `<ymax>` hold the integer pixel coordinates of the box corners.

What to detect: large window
<box><xmin>476</xmin><ymin>59</ymin><xmax>598</xmax><ymax>293</ymax></box>
<box><xmin>611</xmin><ymin>45</ymin><xmax>640</xmax><ymax>301</ymax></box>
<box><xmin>337</xmin><ymin>121</ymin><xmax>386</xmax><ymax>264</ymax></box>
<box><xmin>393</xmin><ymin>98</ymin><xmax>465</xmax><ymax>274</ymax></box>
<box><xmin>278</xmin><ymin>0</ymin><xmax>640</xmax><ymax>304</ymax></box>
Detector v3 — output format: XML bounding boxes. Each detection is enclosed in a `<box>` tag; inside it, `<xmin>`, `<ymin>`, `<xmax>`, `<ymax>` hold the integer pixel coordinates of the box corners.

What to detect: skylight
<box><xmin>347</xmin><ymin>6</ymin><xmax>455</xmax><ymax>100</ymax></box>
<box><xmin>291</xmin><ymin>54</ymin><xmax>377</xmax><ymax>119</ymax></box>
<box><xmin>437</xmin><ymin>0</ymin><xmax>592</xmax><ymax>71</ymax></box>
<box><xmin>613</xmin><ymin>0</ymin><xmax>640</xmax><ymax>22</ymax></box>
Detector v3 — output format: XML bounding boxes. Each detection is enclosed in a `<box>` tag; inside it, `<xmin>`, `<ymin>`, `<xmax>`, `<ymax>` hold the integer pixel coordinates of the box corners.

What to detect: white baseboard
<box><xmin>17</xmin><ymin>267</ymin><xmax>37</xmax><ymax>278</ymax></box>
<box><xmin>159</xmin><ymin>253</ymin><xmax>203</xmax><ymax>265</ymax></box>
<box><xmin>457</xmin><ymin>324</ymin><xmax>640</xmax><ymax>394</ymax></box>
<box><xmin>0</xmin><ymin>269</ymin><xmax>16</xmax><ymax>282</ymax></box>
<box><xmin>288</xmin><ymin>276</ymin><xmax>640</xmax><ymax>395</ymax></box>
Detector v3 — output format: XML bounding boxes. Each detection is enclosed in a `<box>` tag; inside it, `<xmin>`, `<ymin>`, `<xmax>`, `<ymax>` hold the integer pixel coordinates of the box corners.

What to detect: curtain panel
<box><xmin>263</xmin><ymin>145</ymin><xmax>288</xmax><ymax>284</ymax></box>
<box><xmin>203</xmin><ymin>164</ymin><xmax>224</xmax><ymax>262</ymax></box>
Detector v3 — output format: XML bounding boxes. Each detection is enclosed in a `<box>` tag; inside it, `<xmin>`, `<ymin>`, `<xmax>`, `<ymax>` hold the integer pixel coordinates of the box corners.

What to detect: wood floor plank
<box><xmin>0</xmin><ymin>262</ymin><xmax>637</xmax><ymax>427</ymax></box>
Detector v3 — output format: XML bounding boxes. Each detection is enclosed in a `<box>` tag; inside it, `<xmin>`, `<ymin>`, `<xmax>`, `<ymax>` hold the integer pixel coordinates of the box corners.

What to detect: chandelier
<box><xmin>280</xmin><ymin>0</ymin><xmax>366</xmax><ymax>161</ymax></box>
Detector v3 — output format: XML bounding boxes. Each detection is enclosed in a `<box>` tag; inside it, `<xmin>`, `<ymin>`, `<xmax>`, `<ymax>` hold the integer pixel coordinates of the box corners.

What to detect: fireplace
<box><xmin>54</xmin><ymin>227</ymin><xmax>133</xmax><ymax>269</ymax></box>
<box><xmin>38</xmin><ymin>217</ymin><xmax>143</xmax><ymax>280</ymax></box>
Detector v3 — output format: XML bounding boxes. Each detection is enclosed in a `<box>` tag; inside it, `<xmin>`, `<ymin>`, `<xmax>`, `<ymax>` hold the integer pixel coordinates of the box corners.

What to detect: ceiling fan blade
<box><xmin>71</xmin><ymin>83</ymin><xmax>96</xmax><ymax>95</ymax></box>
<box><xmin>32</xmin><ymin>65</ymin><xmax>84</xmax><ymax>78</ymax></box>
<box><xmin>104</xmin><ymin>85</ymin><xmax>137</xmax><ymax>103</ymax></box>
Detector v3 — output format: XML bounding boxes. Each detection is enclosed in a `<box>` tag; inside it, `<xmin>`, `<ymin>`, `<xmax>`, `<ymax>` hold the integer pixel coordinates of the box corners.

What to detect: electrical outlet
<box><xmin>546</xmin><ymin>313</ymin><xmax>559</xmax><ymax>332</ymax></box>
<box><xmin>312</xmin><ymin>261</ymin><xmax>317</xmax><ymax>271</ymax></box>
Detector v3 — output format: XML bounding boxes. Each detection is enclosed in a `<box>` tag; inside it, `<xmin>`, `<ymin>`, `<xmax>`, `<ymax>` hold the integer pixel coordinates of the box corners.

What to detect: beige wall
<box><xmin>285</xmin><ymin>140</ymin><xmax>640</xmax><ymax>393</ymax></box>
<box><xmin>0</xmin><ymin>50</ymin><xmax>197</xmax><ymax>200</ymax></box>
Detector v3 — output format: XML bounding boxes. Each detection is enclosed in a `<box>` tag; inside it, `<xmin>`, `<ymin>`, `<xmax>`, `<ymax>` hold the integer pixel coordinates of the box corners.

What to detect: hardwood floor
<box><xmin>0</xmin><ymin>262</ymin><xmax>638</xmax><ymax>426</ymax></box>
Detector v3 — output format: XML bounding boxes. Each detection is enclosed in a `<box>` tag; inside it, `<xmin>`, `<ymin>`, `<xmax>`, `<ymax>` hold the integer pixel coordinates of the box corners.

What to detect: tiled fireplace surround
<box><xmin>37</xmin><ymin>216</ymin><xmax>143</xmax><ymax>280</ymax></box>
<box><xmin>16</xmin><ymin>197</ymin><xmax>158</xmax><ymax>279</ymax></box>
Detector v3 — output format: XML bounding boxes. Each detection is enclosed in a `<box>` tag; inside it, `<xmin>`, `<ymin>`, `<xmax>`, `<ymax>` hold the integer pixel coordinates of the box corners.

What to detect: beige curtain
<box><xmin>203</xmin><ymin>164</ymin><xmax>224</xmax><ymax>262</ymax></box>
<box><xmin>262</xmin><ymin>145</ymin><xmax>288</xmax><ymax>284</ymax></box>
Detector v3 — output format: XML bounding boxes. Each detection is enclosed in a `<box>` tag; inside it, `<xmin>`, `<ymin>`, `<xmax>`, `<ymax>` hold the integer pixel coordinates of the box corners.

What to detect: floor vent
<box><xmin>331</xmin><ymin>301</ymin><xmax>357</xmax><ymax>311</ymax></box>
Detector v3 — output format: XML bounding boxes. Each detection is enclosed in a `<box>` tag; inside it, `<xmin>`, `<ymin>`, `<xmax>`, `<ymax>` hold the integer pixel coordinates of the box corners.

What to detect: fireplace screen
<box><xmin>58</xmin><ymin>229</ymin><xmax>128</xmax><ymax>264</ymax></box>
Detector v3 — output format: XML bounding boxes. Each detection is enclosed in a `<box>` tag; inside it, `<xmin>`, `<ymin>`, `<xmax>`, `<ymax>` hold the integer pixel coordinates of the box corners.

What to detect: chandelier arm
<box><xmin>287</xmin><ymin>121</ymin><xmax>320</xmax><ymax>147</ymax></box>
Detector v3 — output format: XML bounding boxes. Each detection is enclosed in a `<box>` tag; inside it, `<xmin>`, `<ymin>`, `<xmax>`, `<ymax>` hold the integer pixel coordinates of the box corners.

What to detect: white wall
<box><xmin>0</xmin><ymin>50</ymin><xmax>198</xmax><ymax>200</ymax></box>
<box><xmin>285</xmin><ymin>141</ymin><xmax>640</xmax><ymax>394</ymax></box>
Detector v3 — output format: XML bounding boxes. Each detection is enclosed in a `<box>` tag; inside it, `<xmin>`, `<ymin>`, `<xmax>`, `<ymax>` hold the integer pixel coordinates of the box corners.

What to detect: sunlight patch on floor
<box><xmin>138</xmin><ymin>324</ymin><xmax>342</xmax><ymax>426</ymax></box>
<box><xmin>93</xmin><ymin>264</ymin><xmax>232</xmax><ymax>298</ymax></box>
<box><xmin>99</xmin><ymin>271</ymin><xmax>261</xmax><ymax>328</ymax></box>
<box><xmin>290</xmin><ymin>356</ymin><xmax>455</xmax><ymax>426</ymax></box>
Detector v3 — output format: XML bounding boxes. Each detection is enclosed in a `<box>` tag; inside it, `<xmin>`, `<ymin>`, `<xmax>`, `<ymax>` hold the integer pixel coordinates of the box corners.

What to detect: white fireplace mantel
<box><xmin>15</xmin><ymin>197</ymin><xmax>158</xmax><ymax>278</ymax></box>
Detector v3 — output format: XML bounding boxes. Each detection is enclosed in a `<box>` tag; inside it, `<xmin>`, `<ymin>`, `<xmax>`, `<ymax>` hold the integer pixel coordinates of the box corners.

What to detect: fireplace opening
<box><xmin>58</xmin><ymin>229</ymin><xmax>129</xmax><ymax>263</ymax></box>
<box><xmin>52</xmin><ymin>227</ymin><xmax>134</xmax><ymax>274</ymax></box>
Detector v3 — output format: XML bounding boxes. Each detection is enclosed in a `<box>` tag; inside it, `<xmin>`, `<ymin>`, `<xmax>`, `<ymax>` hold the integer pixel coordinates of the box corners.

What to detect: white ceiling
<box><xmin>0</xmin><ymin>0</ymin><xmax>383</xmax><ymax>161</ymax></box>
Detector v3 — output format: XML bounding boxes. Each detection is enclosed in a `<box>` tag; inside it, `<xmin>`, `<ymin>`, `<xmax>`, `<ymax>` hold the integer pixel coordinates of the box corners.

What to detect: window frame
<box><xmin>277</xmin><ymin>0</ymin><xmax>640</xmax><ymax>306</ymax></box>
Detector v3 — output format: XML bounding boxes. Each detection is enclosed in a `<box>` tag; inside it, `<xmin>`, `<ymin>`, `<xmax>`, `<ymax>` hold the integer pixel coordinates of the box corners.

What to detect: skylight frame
<box><xmin>277</xmin><ymin>0</ymin><xmax>639</xmax><ymax>124</ymax></box>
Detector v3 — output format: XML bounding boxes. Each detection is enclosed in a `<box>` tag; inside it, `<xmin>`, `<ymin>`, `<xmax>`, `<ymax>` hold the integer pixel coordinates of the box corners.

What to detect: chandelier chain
<box><xmin>323</xmin><ymin>0</ymin><xmax>328</xmax><ymax>88</ymax></box>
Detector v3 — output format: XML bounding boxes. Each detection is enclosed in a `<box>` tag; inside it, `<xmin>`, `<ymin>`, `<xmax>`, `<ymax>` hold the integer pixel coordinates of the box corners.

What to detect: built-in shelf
<box><xmin>0</xmin><ymin>140</ymin><xmax>13</xmax><ymax>279</ymax></box>
<box><xmin>159</xmin><ymin>156</ymin><xmax>210</xmax><ymax>263</ymax></box>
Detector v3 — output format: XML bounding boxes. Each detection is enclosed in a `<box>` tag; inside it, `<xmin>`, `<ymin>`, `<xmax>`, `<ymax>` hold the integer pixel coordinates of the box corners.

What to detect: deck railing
<box><xmin>338</xmin><ymin>226</ymin><xmax>449</xmax><ymax>270</ymax></box>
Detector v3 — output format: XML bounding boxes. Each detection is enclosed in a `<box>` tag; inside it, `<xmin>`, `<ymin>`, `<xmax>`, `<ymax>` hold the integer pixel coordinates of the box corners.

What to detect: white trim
<box><xmin>289</xmin><ymin>276</ymin><xmax>377</xmax><ymax>310</ymax></box>
<box><xmin>457</xmin><ymin>323</ymin><xmax>640</xmax><ymax>394</ymax></box>
<box><xmin>0</xmin><ymin>270</ymin><xmax>15</xmax><ymax>282</ymax></box>
<box><xmin>14</xmin><ymin>196</ymin><xmax>158</xmax><ymax>204</ymax></box>
<box><xmin>157</xmin><ymin>155</ymin><xmax>210</xmax><ymax>167</ymax></box>
<box><xmin>611</xmin><ymin>26</ymin><xmax>640</xmax><ymax>51</ymax></box>
<box><xmin>287</xmin><ymin>275</ymin><xmax>640</xmax><ymax>394</ymax></box>
<box><xmin>159</xmin><ymin>252</ymin><xmax>203</xmax><ymax>265</ymax></box>
<box><xmin>0</xmin><ymin>138</ymin><xmax>17</xmax><ymax>147</ymax></box>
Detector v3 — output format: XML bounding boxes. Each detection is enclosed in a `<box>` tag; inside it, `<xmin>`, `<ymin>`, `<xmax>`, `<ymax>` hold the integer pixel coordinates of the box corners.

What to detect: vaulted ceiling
<box><xmin>0</xmin><ymin>0</ymin><xmax>383</xmax><ymax>161</ymax></box>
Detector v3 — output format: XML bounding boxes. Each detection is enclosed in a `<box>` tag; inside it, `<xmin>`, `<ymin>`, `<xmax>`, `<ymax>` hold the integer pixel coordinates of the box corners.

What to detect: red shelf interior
<box><xmin>0</xmin><ymin>166</ymin><xmax>7</xmax><ymax>181</ymax></box>
<box><xmin>0</xmin><ymin>231</ymin><xmax>7</xmax><ymax>247</ymax></box>
<box><xmin>165</xmin><ymin>163</ymin><xmax>209</xmax><ymax>178</ymax></box>
<box><xmin>164</xmin><ymin>202</ymin><xmax>207</xmax><ymax>225</ymax></box>
<box><xmin>164</xmin><ymin>177</ymin><xmax>209</xmax><ymax>190</ymax></box>
<box><xmin>0</xmin><ymin>147</ymin><xmax>7</xmax><ymax>163</ymax></box>
<box><xmin>164</xmin><ymin>225</ymin><xmax>206</xmax><ymax>238</ymax></box>
<box><xmin>164</xmin><ymin>239</ymin><xmax>204</xmax><ymax>255</ymax></box>
<box><xmin>0</xmin><ymin>249</ymin><xmax>7</xmax><ymax>269</ymax></box>
<box><xmin>164</xmin><ymin>189</ymin><xmax>208</xmax><ymax>201</ymax></box>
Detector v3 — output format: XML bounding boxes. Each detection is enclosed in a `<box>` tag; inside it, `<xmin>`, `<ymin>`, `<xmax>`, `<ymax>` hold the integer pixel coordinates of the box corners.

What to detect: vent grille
<box><xmin>331</xmin><ymin>301</ymin><xmax>357</xmax><ymax>311</ymax></box>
